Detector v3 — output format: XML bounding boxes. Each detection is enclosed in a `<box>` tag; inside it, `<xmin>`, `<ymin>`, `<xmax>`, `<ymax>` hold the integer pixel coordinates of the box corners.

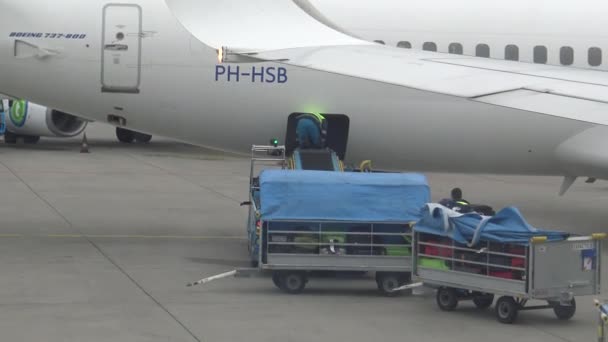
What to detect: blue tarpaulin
<box><xmin>415</xmin><ymin>204</ymin><xmax>568</xmax><ymax>246</ymax></box>
<box><xmin>259</xmin><ymin>170</ymin><xmax>430</xmax><ymax>222</ymax></box>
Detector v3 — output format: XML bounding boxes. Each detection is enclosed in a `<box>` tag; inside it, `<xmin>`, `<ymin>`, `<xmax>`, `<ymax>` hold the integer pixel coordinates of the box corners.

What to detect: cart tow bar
<box><xmin>391</xmin><ymin>282</ymin><xmax>424</xmax><ymax>293</ymax></box>
<box><xmin>187</xmin><ymin>270</ymin><xmax>237</xmax><ymax>287</ymax></box>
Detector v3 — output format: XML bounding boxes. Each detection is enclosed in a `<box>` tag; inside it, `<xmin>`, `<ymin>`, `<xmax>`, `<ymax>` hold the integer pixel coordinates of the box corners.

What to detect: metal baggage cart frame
<box><xmin>413</xmin><ymin>231</ymin><xmax>604</xmax><ymax>323</ymax></box>
<box><xmin>252</xmin><ymin>214</ymin><xmax>415</xmax><ymax>295</ymax></box>
<box><xmin>244</xmin><ymin>145</ymin><xmax>286</xmax><ymax>266</ymax></box>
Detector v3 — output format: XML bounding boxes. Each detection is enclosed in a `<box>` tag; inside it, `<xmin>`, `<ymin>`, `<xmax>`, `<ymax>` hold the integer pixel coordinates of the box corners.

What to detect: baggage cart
<box><xmin>413</xmin><ymin>205</ymin><xmax>604</xmax><ymax>323</ymax></box>
<box><xmin>259</xmin><ymin>219</ymin><xmax>415</xmax><ymax>295</ymax></box>
<box><xmin>248</xmin><ymin>169</ymin><xmax>429</xmax><ymax>295</ymax></box>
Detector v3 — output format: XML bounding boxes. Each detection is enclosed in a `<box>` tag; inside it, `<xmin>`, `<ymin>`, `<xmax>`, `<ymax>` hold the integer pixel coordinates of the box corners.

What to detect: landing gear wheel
<box><xmin>23</xmin><ymin>135</ymin><xmax>40</xmax><ymax>144</ymax></box>
<box><xmin>4</xmin><ymin>131</ymin><xmax>17</xmax><ymax>144</ymax></box>
<box><xmin>134</xmin><ymin>132</ymin><xmax>152</xmax><ymax>143</ymax></box>
<box><xmin>436</xmin><ymin>287</ymin><xmax>459</xmax><ymax>311</ymax></box>
<box><xmin>552</xmin><ymin>299</ymin><xmax>576</xmax><ymax>320</ymax></box>
<box><xmin>495</xmin><ymin>296</ymin><xmax>519</xmax><ymax>324</ymax></box>
<box><xmin>278</xmin><ymin>271</ymin><xmax>307</xmax><ymax>294</ymax></box>
<box><xmin>116</xmin><ymin>127</ymin><xmax>135</xmax><ymax>143</ymax></box>
<box><xmin>376</xmin><ymin>272</ymin><xmax>410</xmax><ymax>297</ymax></box>
<box><xmin>472</xmin><ymin>293</ymin><xmax>495</xmax><ymax>309</ymax></box>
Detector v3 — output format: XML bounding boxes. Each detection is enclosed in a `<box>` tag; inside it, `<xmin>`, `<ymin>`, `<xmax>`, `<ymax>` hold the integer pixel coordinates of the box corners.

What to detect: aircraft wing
<box><xmin>165</xmin><ymin>0</ymin><xmax>608</xmax><ymax>181</ymax></box>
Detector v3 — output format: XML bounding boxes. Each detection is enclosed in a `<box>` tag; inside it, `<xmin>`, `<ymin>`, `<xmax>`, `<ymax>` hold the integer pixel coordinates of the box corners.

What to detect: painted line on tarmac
<box><xmin>0</xmin><ymin>234</ymin><xmax>245</xmax><ymax>240</ymax></box>
<box><xmin>0</xmin><ymin>234</ymin><xmax>25</xmax><ymax>238</ymax></box>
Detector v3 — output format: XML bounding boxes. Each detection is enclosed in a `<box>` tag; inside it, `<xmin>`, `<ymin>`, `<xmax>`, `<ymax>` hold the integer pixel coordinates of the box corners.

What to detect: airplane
<box><xmin>0</xmin><ymin>98</ymin><xmax>152</xmax><ymax>144</ymax></box>
<box><xmin>1</xmin><ymin>0</ymin><xmax>608</xmax><ymax>194</ymax></box>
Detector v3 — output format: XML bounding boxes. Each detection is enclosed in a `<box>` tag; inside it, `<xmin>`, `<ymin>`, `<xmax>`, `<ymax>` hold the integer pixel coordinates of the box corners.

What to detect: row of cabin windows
<box><xmin>385</xmin><ymin>40</ymin><xmax>603</xmax><ymax>67</ymax></box>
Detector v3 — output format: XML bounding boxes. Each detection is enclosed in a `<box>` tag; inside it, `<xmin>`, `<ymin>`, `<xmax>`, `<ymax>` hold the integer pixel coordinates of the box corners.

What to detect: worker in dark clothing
<box><xmin>451</xmin><ymin>188</ymin><xmax>470</xmax><ymax>206</ymax></box>
<box><xmin>440</xmin><ymin>187</ymin><xmax>471</xmax><ymax>213</ymax></box>
<box><xmin>295</xmin><ymin>113</ymin><xmax>326</xmax><ymax>149</ymax></box>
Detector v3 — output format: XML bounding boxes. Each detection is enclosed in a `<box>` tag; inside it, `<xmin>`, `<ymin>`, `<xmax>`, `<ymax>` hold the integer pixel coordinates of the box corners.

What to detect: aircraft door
<box><xmin>101</xmin><ymin>4</ymin><xmax>142</xmax><ymax>94</ymax></box>
<box><xmin>285</xmin><ymin>113</ymin><xmax>350</xmax><ymax>160</ymax></box>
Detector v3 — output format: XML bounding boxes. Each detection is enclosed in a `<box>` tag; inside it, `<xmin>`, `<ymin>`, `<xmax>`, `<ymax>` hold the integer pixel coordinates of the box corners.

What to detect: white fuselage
<box><xmin>0</xmin><ymin>0</ymin><xmax>603</xmax><ymax>176</ymax></box>
<box><xmin>315</xmin><ymin>0</ymin><xmax>608</xmax><ymax>70</ymax></box>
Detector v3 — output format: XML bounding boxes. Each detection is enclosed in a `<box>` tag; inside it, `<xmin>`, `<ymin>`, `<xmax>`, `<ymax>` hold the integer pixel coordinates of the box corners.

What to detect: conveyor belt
<box><xmin>292</xmin><ymin>149</ymin><xmax>339</xmax><ymax>171</ymax></box>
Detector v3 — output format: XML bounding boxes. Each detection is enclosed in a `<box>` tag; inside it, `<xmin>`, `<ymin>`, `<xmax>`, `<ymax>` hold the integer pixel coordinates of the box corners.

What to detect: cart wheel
<box><xmin>495</xmin><ymin>296</ymin><xmax>519</xmax><ymax>324</ymax></box>
<box><xmin>436</xmin><ymin>287</ymin><xmax>459</xmax><ymax>311</ymax></box>
<box><xmin>552</xmin><ymin>299</ymin><xmax>576</xmax><ymax>320</ymax></box>
<box><xmin>279</xmin><ymin>271</ymin><xmax>307</xmax><ymax>294</ymax></box>
<box><xmin>376</xmin><ymin>272</ymin><xmax>410</xmax><ymax>297</ymax></box>
<box><xmin>271</xmin><ymin>272</ymin><xmax>283</xmax><ymax>290</ymax></box>
<box><xmin>472</xmin><ymin>293</ymin><xmax>495</xmax><ymax>310</ymax></box>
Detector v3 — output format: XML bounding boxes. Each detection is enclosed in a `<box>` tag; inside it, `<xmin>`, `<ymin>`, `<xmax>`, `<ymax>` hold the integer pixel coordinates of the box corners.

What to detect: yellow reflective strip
<box><xmin>312</xmin><ymin>113</ymin><xmax>325</xmax><ymax>122</ymax></box>
<box><xmin>359</xmin><ymin>160</ymin><xmax>372</xmax><ymax>171</ymax></box>
<box><xmin>593</xmin><ymin>233</ymin><xmax>607</xmax><ymax>240</ymax></box>
<box><xmin>531</xmin><ymin>236</ymin><xmax>548</xmax><ymax>243</ymax></box>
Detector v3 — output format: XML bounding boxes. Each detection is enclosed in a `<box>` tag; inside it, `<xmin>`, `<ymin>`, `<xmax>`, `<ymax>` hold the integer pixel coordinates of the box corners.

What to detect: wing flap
<box><xmin>428</xmin><ymin>58</ymin><xmax>608</xmax><ymax>87</ymax></box>
<box><xmin>474</xmin><ymin>89</ymin><xmax>608</xmax><ymax>125</ymax></box>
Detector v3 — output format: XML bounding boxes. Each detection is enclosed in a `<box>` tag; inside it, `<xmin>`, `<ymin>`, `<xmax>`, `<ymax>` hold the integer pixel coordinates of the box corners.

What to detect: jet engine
<box><xmin>4</xmin><ymin>100</ymin><xmax>87</xmax><ymax>143</ymax></box>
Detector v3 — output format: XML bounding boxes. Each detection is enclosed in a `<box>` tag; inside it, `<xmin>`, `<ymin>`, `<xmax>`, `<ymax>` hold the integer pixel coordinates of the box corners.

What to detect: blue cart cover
<box><xmin>415</xmin><ymin>204</ymin><xmax>568</xmax><ymax>246</ymax></box>
<box><xmin>259</xmin><ymin>170</ymin><xmax>430</xmax><ymax>222</ymax></box>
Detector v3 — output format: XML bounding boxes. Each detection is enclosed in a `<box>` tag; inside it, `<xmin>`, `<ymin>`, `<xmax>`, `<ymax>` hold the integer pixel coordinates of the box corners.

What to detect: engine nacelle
<box><xmin>5</xmin><ymin>100</ymin><xmax>87</xmax><ymax>138</ymax></box>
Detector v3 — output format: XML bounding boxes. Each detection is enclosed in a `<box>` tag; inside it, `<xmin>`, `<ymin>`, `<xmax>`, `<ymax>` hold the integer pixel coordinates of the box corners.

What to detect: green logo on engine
<box><xmin>10</xmin><ymin>100</ymin><xmax>27</xmax><ymax>127</ymax></box>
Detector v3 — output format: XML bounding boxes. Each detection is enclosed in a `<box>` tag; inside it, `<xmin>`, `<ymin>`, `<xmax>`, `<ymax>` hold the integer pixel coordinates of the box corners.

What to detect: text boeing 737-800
<box><xmin>1</xmin><ymin>0</ymin><xmax>608</xmax><ymax>194</ymax></box>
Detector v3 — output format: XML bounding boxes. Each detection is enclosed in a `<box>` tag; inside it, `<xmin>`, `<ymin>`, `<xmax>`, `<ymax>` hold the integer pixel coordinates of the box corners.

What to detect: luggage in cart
<box><xmin>413</xmin><ymin>204</ymin><xmax>604</xmax><ymax>324</ymax></box>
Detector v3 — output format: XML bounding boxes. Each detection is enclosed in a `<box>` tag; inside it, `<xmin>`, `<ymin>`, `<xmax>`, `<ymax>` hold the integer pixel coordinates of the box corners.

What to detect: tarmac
<box><xmin>0</xmin><ymin>123</ymin><xmax>605</xmax><ymax>342</ymax></box>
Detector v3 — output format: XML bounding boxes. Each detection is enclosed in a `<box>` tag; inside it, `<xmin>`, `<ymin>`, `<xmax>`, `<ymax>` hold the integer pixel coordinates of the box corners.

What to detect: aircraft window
<box><xmin>448</xmin><ymin>43</ymin><xmax>463</xmax><ymax>55</ymax></box>
<box><xmin>374</xmin><ymin>40</ymin><xmax>386</xmax><ymax>45</ymax></box>
<box><xmin>475</xmin><ymin>44</ymin><xmax>490</xmax><ymax>58</ymax></box>
<box><xmin>423</xmin><ymin>42</ymin><xmax>437</xmax><ymax>52</ymax></box>
<box><xmin>533</xmin><ymin>46</ymin><xmax>547</xmax><ymax>64</ymax></box>
<box><xmin>505</xmin><ymin>45</ymin><xmax>519</xmax><ymax>61</ymax></box>
<box><xmin>560</xmin><ymin>46</ymin><xmax>574</xmax><ymax>65</ymax></box>
<box><xmin>589</xmin><ymin>47</ymin><xmax>602</xmax><ymax>66</ymax></box>
<box><xmin>397</xmin><ymin>41</ymin><xmax>412</xmax><ymax>49</ymax></box>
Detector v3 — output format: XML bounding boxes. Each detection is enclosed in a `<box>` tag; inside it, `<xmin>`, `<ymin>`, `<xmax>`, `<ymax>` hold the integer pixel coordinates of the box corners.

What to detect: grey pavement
<box><xmin>0</xmin><ymin>123</ymin><xmax>605</xmax><ymax>342</ymax></box>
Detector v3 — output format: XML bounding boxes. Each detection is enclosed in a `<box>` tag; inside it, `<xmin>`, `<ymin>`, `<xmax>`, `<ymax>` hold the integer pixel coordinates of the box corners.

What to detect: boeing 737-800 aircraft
<box><xmin>1</xmin><ymin>0</ymin><xmax>608</xmax><ymax>193</ymax></box>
